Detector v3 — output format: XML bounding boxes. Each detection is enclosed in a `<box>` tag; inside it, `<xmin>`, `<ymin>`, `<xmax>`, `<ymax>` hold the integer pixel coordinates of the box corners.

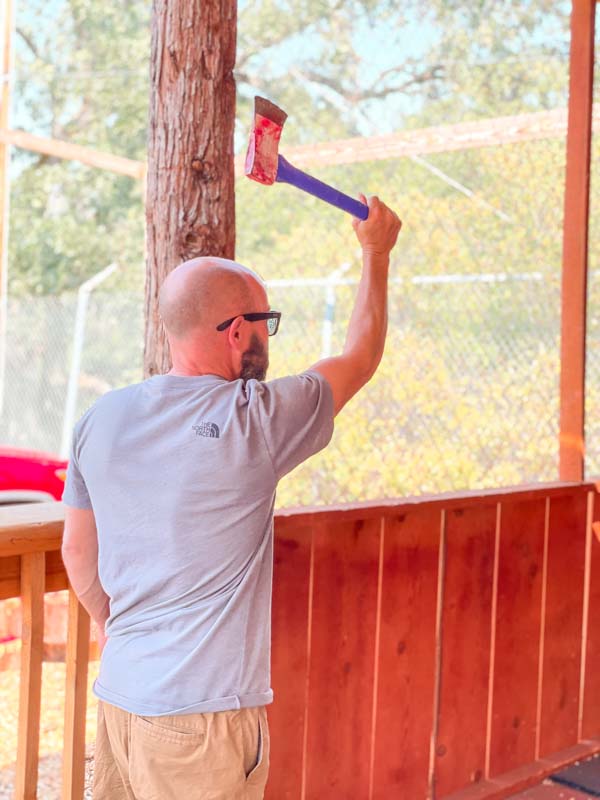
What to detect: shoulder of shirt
<box><xmin>74</xmin><ymin>381</ymin><xmax>142</xmax><ymax>430</ymax></box>
<box><xmin>242</xmin><ymin>371</ymin><xmax>325</xmax><ymax>404</ymax></box>
<box><xmin>261</xmin><ymin>371</ymin><xmax>324</xmax><ymax>391</ymax></box>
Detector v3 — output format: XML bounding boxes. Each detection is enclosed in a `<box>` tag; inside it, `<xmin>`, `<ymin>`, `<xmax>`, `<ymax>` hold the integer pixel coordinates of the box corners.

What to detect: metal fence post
<box><xmin>60</xmin><ymin>263</ymin><xmax>118</xmax><ymax>458</ymax></box>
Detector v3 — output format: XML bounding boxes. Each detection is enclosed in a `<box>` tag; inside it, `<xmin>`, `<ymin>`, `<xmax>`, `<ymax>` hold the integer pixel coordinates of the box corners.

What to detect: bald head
<box><xmin>159</xmin><ymin>257</ymin><xmax>265</xmax><ymax>340</ymax></box>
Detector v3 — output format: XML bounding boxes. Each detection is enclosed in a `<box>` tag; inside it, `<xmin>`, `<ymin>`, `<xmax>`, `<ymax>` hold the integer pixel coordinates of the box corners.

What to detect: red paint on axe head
<box><xmin>245</xmin><ymin>98</ymin><xmax>288</xmax><ymax>185</ymax></box>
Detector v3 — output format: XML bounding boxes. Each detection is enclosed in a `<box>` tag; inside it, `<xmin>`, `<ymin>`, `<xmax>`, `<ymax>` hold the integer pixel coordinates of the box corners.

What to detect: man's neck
<box><xmin>167</xmin><ymin>362</ymin><xmax>234</xmax><ymax>380</ymax></box>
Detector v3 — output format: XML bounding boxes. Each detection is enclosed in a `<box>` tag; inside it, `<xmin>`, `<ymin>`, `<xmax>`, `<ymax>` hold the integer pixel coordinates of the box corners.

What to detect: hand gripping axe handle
<box><xmin>244</xmin><ymin>97</ymin><xmax>369</xmax><ymax>221</ymax></box>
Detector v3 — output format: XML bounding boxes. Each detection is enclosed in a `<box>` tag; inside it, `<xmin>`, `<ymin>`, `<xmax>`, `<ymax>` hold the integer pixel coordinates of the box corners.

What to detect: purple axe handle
<box><xmin>276</xmin><ymin>156</ymin><xmax>369</xmax><ymax>220</ymax></box>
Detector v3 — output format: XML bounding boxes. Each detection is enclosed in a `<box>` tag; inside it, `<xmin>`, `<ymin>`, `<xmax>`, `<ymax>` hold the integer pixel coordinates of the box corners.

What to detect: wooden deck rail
<box><xmin>0</xmin><ymin>502</ymin><xmax>87</xmax><ymax>800</ymax></box>
<box><xmin>1</xmin><ymin>483</ymin><xmax>599</xmax><ymax>799</ymax></box>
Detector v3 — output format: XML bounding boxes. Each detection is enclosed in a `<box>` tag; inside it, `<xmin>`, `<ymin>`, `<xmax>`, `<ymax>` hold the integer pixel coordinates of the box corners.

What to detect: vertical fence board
<box><xmin>539</xmin><ymin>491</ymin><xmax>587</xmax><ymax>756</ymax></box>
<box><xmin>15</xmin><ymin>551</ymin><xmax>45</xmax><ymax>800</ymax></box>
<box><xmin>372</xmin><ymin>507</ymin><xmax>441</xmax><ymax>800</ymax></box>
<box><xmin>61</xmin><ymin>586</ymin><xmax>90</xmax><ymax>800</ymax></box>
<box><xmin>582</xmin><ymin>490</ymin><xmax>600</xmax><ymax>739</ymax></box>
<box><xmin>267</xmin><ymin>524</ymin><xmax>313</xmax><ymax>800</ymax></box>
<box><xmin>304</xmin><ymin>517</ymin><xmax>380</xmax><ymax>800</ymax></box>
<box><xmin>434</xmin><ymin>504</ymin><xmax>496</xmax><ymax>797</ymax></box>
<box><xmin>489</xmin><ymin>498</ymin><xmax>546</xmax><ymax>776</ymax></box>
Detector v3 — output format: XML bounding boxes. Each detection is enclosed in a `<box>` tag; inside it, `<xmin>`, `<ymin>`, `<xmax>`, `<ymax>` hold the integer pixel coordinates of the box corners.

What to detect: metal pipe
<box><xmin>320</xmin><ymin>263</ymin><xmax>350</xmax><ymax>359</ymax></box>
<box><xmin>60</xmin><ymin>264</ymin><xmax>118</xmax><ymax>458</ymax></box>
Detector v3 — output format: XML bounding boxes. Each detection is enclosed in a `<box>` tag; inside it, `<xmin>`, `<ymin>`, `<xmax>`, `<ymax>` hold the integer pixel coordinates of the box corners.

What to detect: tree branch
<box><xmin>16</xmin><ymin>26</ymin><xmax>42</xmax><ymax>60</ymax></box>
<box><xmin>297</xmin><ymin>62</ymin><xmax>445</xmax><ymax>105</ymax></box>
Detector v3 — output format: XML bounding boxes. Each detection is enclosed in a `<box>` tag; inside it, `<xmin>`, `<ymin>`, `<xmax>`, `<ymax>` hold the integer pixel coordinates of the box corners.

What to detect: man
<box><xmin>62</xmin><ymin>194</ymin><xmax>401</xmax><ymax>800</ymax></box>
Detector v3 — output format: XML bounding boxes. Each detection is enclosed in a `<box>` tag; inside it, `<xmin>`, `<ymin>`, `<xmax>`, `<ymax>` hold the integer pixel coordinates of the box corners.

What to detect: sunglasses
<box><xmin>216</xmin><ymin>311</ymin><xmax>282</xmax><ymax>337</ymax></box>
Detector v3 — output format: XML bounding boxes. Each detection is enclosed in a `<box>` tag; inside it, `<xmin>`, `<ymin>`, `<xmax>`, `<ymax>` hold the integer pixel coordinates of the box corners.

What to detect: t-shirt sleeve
<box><xmin>251</xmin><ymin>370</ymin><xmax>335</xmax><ymax>481</ymax></box>
<box><xmin>62</xmin><ymin>421</ymin><xmax>92</xmax><ymax>509</ymax></box>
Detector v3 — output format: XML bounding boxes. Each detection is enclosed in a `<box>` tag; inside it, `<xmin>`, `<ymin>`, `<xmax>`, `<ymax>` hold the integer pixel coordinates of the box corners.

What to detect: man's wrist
<box><xmin>362</xmin><ymin>249</ymin><xmax>390</xmax><ymax>264</ymax></box>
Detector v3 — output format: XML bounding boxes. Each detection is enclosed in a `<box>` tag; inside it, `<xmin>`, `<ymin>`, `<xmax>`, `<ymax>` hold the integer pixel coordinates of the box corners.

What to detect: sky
<box><xmin>8</xmin><ymin>0</ymin><xmax>574</xmax><ymax>155</ymax></box>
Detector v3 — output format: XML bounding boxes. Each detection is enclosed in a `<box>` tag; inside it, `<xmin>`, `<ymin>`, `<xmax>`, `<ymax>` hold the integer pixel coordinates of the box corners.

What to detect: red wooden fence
<box><xmin>0</xmin><ymin>483</ymin><xmax>599</xmax><ymax>799</ymax></box>
<box><xmin>267</xmin><ymin>482</ymin><xmax>600</xmax><ymax>800</ymax></box>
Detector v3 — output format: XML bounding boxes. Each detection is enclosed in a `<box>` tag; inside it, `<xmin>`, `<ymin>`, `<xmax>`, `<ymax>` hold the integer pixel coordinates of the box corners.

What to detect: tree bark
<box><xmin>144</xmin><ymin>0</ymin><xmax>237</xmax><ymax>376</ymax></box>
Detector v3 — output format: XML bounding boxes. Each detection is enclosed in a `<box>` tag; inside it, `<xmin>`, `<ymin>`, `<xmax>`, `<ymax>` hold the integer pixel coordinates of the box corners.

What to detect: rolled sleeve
<box><xmin>62</xmin><ymin>424</ymin><xmax>92</xmax><ymax>509</ymax></box>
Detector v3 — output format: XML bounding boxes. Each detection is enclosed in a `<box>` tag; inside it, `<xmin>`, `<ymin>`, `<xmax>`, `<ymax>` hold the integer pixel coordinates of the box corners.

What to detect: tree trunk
<box><xmin>144</xmin><ymin>0</ymin><xmax>237</xmax><ymax>376</ymax></box>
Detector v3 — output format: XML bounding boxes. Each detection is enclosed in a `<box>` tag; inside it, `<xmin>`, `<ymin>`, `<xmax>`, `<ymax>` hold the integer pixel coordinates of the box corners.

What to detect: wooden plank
<box><xmin>61</xmin><ymin>586</ymin><xmax>90</xmax><ymax>800</ymax></box>
<box><xmin>233</xmin><ymin>107</ymin><xmax>600</xmax><ymax>173</ymax></box>
<box><xmin>371</xmin><ymin>507</ymin><xmax>441</xmax><ymax>799</ymax></box>
<box><xmin>0</xmin><ymin>128</ymin><xmax>146</xmax><ymax>178</ymax></box>
<box><xmin>304</xmin><ymin>517</ymin><xmax>380</xmax><ymax>799</ymax></box>
<box><xmin>434</xmin><ymin>503</ymin><xmax>497</xmax><ymax>797</ymax></box>
<box><xmin>442</xmin><ymin>739</ymin><xmax>600</xmax><ymax>800</ymax></box>
<box><xmin>539</xmin><ymin>491</ymin><xmax>587</xmax><ymax>756</ymax></box>
<box><xmin>274</xmin><ymin>482</ymin><xmax>597</xmax><ymax>533</ymax></box>
<box><xmin>266</xmin><ymin>524</ymin><xmax>313</xmax><ymax>800</ymax></box>
<box><xmin>4</xmin><ymin>108</ymin><xmax>599</xmax><ymax>185</ymax></box>
<box><xmin>489</xmin><ymin>498</ymin><xmax>546</xmax><ymax>777</ymax></box>
<box><xmin>0</xmin><ymin>502</ymin><xmax>64</xmax><ymax>557</ymax></box>
<box><xmin>582</xmin><ymin>490</ymin><xmax>600</xmax><ymax>738</ymax></box>
<box><xmin>559</xmin><ymin>0</ymin><xmax>596</xmax><ymax>481</ymax></box>
<box><xmin>15</xmin><ymin>551</ymin><xmax>45</xmax><ymax>800</ymax></box>
<box><xmin>0</xmin><ymin>550</ymin><xmax>67</xmax><ymax>600</ymax></box>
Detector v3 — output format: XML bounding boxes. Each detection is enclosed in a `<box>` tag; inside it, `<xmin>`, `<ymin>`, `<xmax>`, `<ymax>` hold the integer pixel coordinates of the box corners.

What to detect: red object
<box><xmin>0</xmin><ymin>447</ymin><xmax>68</xmax><ymax>500</ymax></box>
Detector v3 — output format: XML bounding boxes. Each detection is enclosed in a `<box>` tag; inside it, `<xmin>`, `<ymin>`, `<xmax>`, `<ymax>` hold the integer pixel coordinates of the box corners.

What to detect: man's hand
<box><xmin>352</xmin><ymin>194</ymin><xmax>402</xmax><ymax>257</ymax></box>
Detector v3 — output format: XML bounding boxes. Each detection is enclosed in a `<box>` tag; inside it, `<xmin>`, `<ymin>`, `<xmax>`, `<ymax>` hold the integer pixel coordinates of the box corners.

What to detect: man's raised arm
<box><xmin>310</xmin><ymin>194</ymin><xmax>402</xmax><ymax>415</ymax></box>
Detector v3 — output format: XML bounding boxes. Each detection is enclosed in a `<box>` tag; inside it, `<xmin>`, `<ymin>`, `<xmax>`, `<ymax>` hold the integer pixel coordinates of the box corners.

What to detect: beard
<box><xmin>240</xmin><ymin>333</ymin><xmax>269</xmax><ymax>382</ymax></box>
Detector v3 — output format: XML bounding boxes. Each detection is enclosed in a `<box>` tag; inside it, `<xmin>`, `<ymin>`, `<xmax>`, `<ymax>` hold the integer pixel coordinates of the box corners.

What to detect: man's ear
<box><xmin>227</xmin><ymin>316</ymin><xmax>244</xmax><ymax>351</ymax></box>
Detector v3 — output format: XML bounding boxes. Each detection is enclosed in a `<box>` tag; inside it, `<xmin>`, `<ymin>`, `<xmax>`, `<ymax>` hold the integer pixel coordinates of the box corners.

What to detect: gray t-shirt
<box><xmin>63</xmin><ymin>370</ymin><xmax>333</xmax><ymax>715</ymax></box>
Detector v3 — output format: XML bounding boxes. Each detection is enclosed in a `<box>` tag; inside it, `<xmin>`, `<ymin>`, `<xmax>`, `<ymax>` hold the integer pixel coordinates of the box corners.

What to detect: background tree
<box><xmin>5</xmin><ymin>0</ymin><xmax>595</xmax><ymax>505</ymax></box>
<box><xmin>144</xmin><ymin>0</ymin><xmax>237</xmax><ymax>375</ymax></box>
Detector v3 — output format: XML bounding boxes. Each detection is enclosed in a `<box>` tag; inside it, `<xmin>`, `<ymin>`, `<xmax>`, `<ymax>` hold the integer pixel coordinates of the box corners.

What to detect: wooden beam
<box><xmin>235</xmin><ymin>107</ymin><xmax>598</xmax><ymax>173</ymax></box>
<box><xmin>1</xmin><ymin>106</ymin><xmax>597</xmax><ymax>183</ymax></box>
<box><xmin>61</xmin><ymin>586</ymin><xmax>90</xmax><ymax>800</ymax></box>
<box><xmin>0</xmin><ymin>0</ymin><xmax>14</xmax><ymax>416</ymax></box>
<box><xmin>0</xmin><ymin>128</ymin><xmax>146</xmax><ymax>179</ymax></box>
<box><xmin>15</xmin><ymin>551</ymin><xmax>45</xmax><ymax>800</ymax></box>
<box><xmin>559</xmin><ymin>0</ymin><xmax>596</xmax><ymax>481</ymax></box>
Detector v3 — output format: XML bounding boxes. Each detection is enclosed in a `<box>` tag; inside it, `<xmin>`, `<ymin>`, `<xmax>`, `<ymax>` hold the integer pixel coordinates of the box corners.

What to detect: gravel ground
<box><xmin>0</xmin><ymin>660</ymin><xmax>100</xmax><ymax>799</ymax></box>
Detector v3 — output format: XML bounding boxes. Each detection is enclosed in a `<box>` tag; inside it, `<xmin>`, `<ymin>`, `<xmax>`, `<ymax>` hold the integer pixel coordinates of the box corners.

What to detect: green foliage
<box><xmin>6</xmin><ymin>0</ymin><xmax>597</xmax><ymax>505</ymax></box>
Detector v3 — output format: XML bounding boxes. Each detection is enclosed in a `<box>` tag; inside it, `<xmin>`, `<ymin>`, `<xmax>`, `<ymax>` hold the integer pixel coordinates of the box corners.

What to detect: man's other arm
<box><xmin>310</xmin><ymin>195</ymin><xmax>402</xmax><ymax>415</ymax></box>
<box><xmin>62</xmin><ymin>506</ymin><xmax>109</xmax><ymax>650</ymax></box>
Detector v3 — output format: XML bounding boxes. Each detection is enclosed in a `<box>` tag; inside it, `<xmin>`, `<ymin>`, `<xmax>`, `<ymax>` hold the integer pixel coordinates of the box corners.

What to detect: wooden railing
<box><xmin>268</xmin><ymin>482</ymin><xmax>600</xmax><ymax>800</ymax></box>
<box><xmin>1</xmin><ymin>483</ymin><xmax>599</xmax><ymax>799</ymax></box>
<box><xmin>0</xmin><ymin>502</ymin><xmax>88</xmax><ymax>800</ymax></box>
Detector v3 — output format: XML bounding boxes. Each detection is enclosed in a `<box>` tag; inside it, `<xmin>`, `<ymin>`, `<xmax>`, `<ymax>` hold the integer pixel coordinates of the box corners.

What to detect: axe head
<box><xmin>245</xmin><ymin>97</ymin><xmax>288</xmax><ymax>185</ymax></box>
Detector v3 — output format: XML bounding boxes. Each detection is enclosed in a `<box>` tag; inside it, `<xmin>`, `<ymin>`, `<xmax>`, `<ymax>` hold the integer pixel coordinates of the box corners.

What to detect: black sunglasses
<box><xmin>216</xmin><ymin>311</ymin><xmax>282</xmax><ymax>336</ymax></box>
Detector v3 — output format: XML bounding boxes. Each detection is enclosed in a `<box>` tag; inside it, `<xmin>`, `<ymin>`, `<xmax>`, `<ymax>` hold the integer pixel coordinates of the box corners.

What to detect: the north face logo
<box><xmin>193</xmin><ymin>422</ymin><xmax>220</xmax><ymax>438</ymax></box>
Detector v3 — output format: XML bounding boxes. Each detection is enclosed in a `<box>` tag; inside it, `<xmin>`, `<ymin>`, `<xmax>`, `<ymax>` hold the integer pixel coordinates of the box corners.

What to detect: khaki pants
<box><xmin>93</xmin><ymin>701</ymin><xmax>270</xmax><ymax>800</ymax></box>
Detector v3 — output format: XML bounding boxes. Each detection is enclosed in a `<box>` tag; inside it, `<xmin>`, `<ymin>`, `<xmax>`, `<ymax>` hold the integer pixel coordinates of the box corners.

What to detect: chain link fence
<box><xmin>5</xmin><ymin>266</ymin><xmax>595</xmax><ymax>507</ymax></box>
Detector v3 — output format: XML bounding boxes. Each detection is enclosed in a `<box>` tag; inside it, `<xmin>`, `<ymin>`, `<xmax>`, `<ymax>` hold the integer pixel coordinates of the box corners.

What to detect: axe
<box><xmin>244</xmin><ymin>97</ymin><xmax>369</xmax><ymax>220</ymax></box>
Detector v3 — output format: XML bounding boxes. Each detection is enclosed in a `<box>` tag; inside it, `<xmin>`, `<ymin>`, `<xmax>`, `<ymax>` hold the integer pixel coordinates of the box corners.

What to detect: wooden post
<box><xmin>0</xmin><ymin>0</ymin><xmax>14</xmax><ymax>414</ymax></box>
<box><xmin>61</xmin><ymin>587</ymin><xmax>91</xmax><ymax>800</ymax></box>
<box><xmin>144</xmin><ymin>0</ymin><xmax>238</xmax><ymax>376</ymax></box>
<box><xmin>559</xmin><ymin>0</ymin><xmax>596</xmax><ymax>481</ymax></box>
<box><xmin>15</xmin><ymin>552</ymin><xmax>45</xmax><ymax>800</ymax></box>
